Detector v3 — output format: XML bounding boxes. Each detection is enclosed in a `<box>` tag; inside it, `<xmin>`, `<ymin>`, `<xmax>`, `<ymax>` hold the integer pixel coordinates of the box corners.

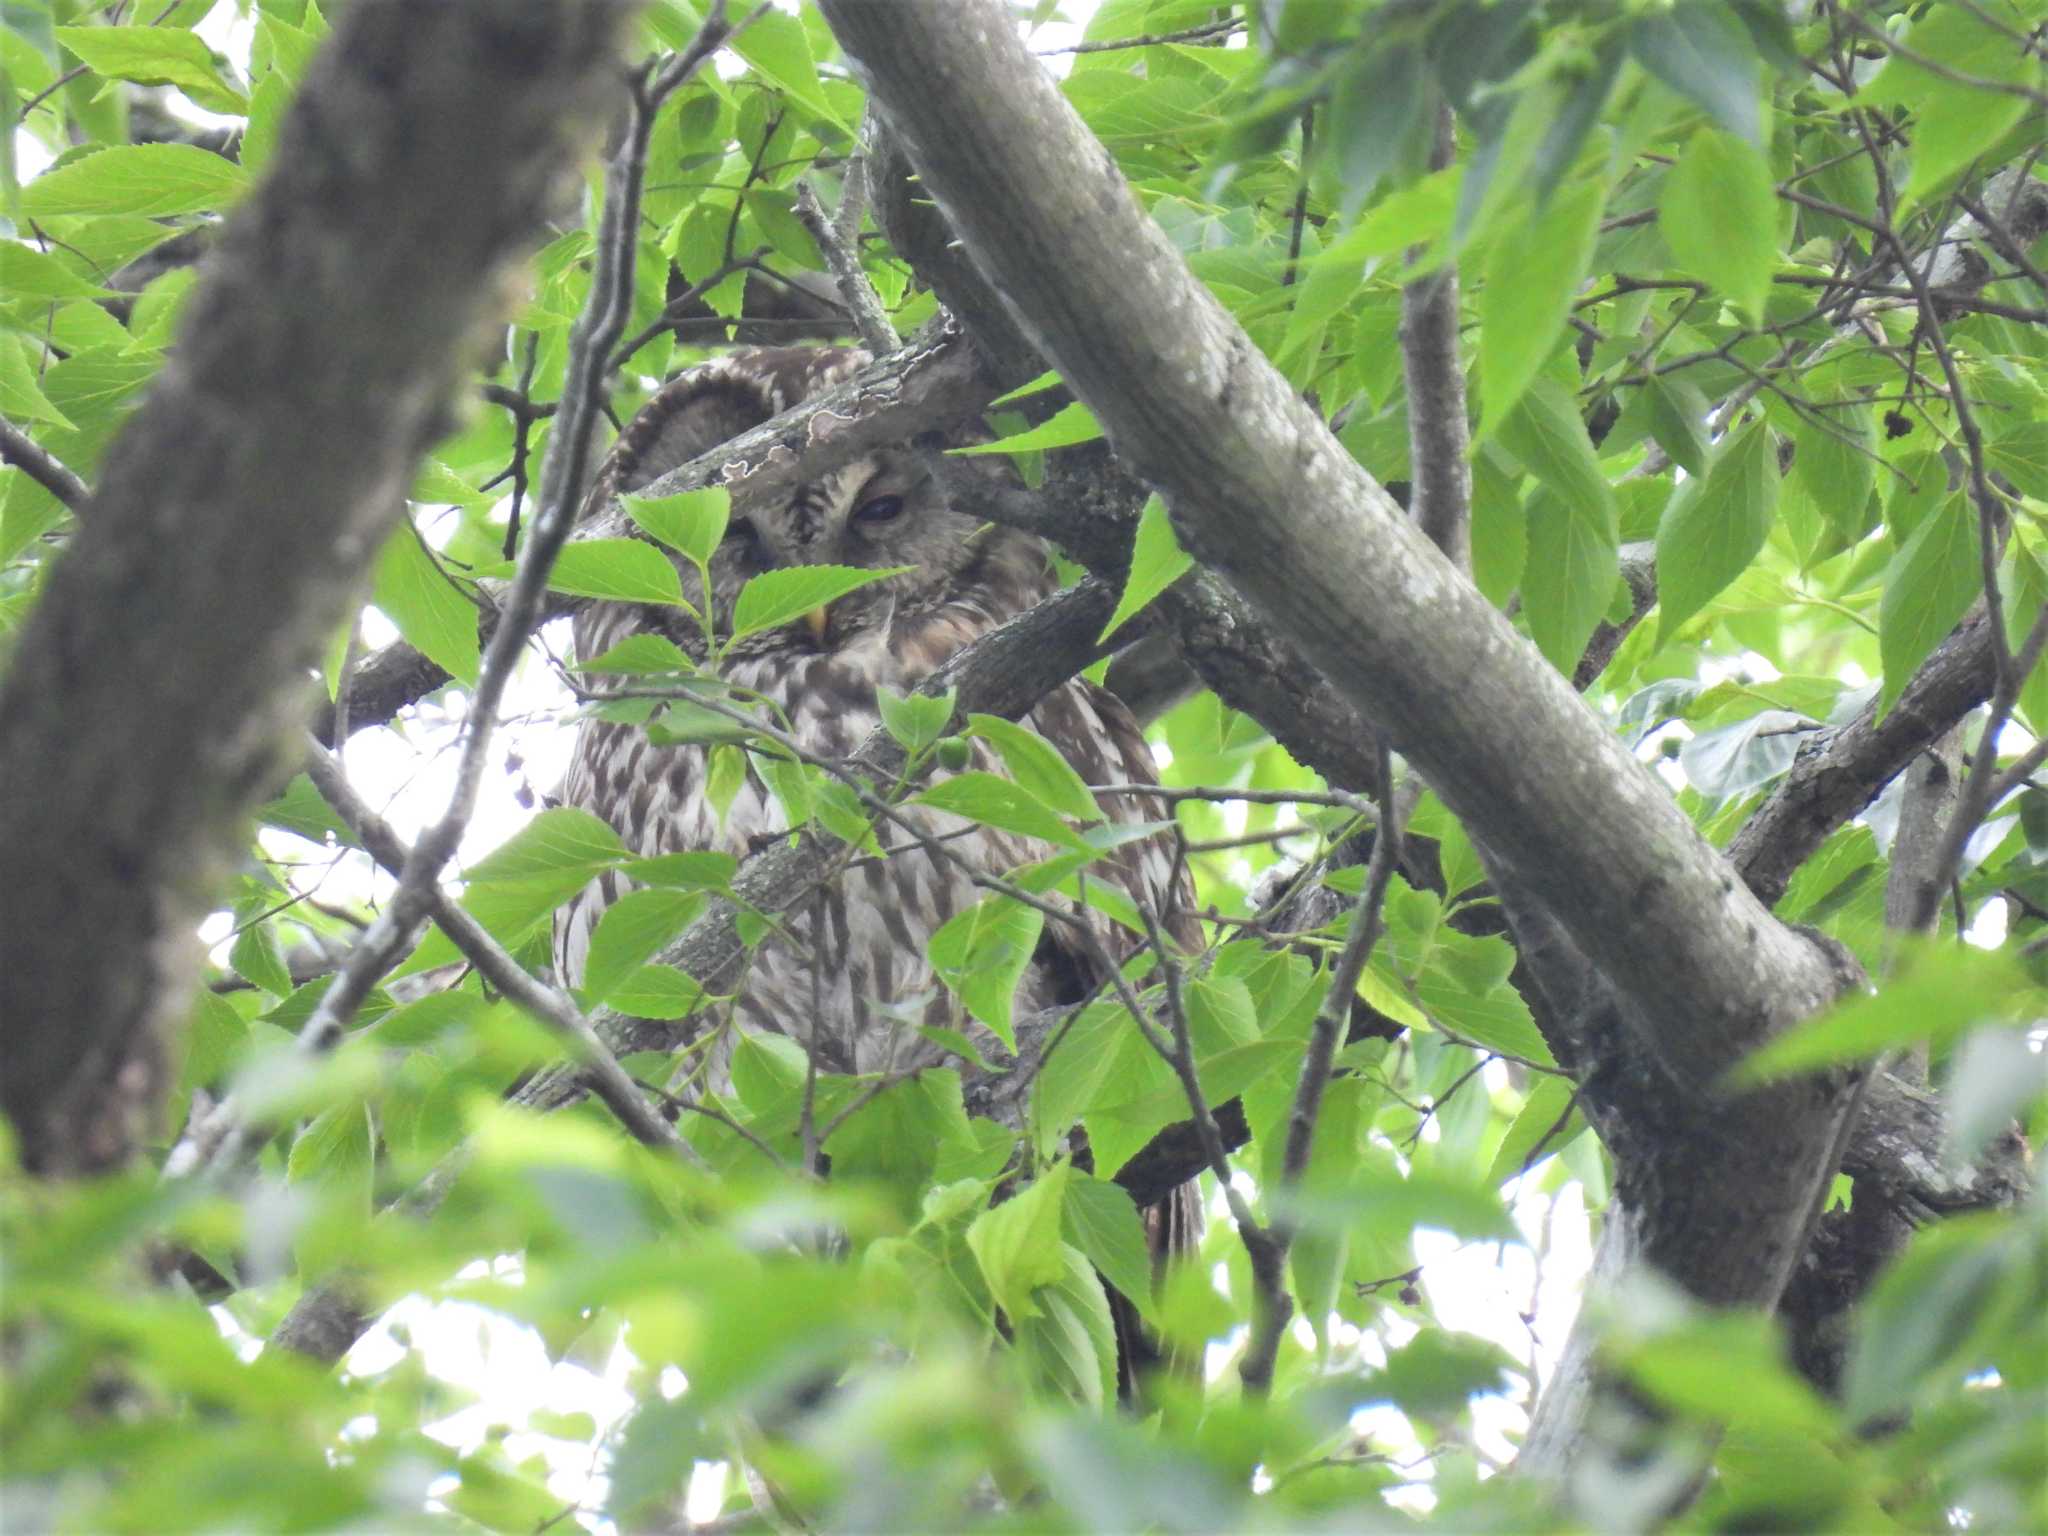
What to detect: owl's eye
<box><xmin>725</xmin><ymin>516</ymin><xmax>761</xmax><ymax>549</ymax></box>
<box><xmin>853</xmin><ymin>495</ymin><xmax>905</xmax><ymax>526</ymax></box>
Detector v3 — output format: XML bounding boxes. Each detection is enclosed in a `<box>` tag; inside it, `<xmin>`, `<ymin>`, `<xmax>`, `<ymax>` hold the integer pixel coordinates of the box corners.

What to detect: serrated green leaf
<box><xmin>53</xmin><ymin>25</ymin><xmax>246</xmax><ymax>114</ymax></box>
<box><xmin>1862</xmin><ymin>5</ymin><xmax>2039</xmax><ymax>214</ymax></box>
<box><xmin>1100</xmin><ymin>495</ymin><xmax>1193</xmax><ymax>642</ymax></box>
<box><xmin>1790</xmin><ymin>404</ymin><xmax>1877</xmax><ymax>547</ymax></box>
<box><xmin>967</xmin><ymin>714</ymin><xmax>1101</xmax><ymax>821</ymax></box>
<box><xmin>1011</xmin><ymin>1241</ymin><xmax>1119</xmax><ymax>1410</ymax></box>
<box><xmin>729</xmin><ymin>564</ymin><xmax>907</xmax><ymax>642</ymax></box>
<box><xmin>1986</xmin><ymin>421</ymin><xmax>2048</xmax><ymax>501</ymax></box>
<box><xmin>928</xmin><ymin>894</ymin><xmax>1044</xmax><ymax>1052</ymax></box>
<box><xmin>545</xmin><ymin>538</ymin><xmax>686</xmax><ymax>605</ymax></box>
<box><xmin>878</xmin><ymin>684</ymin><xmax>956</xmax><ymax>754</ymax></box>
<box><xmin>730</xmin><ymin>8</ymin><xmax>846</xmax><ymax>129</ymax></box>
<box><xmin>1659</xmin><ymin>127</ymin><xmax>1777</xmax><ymax>324</ymax></box>
<box><xmin>966</xmin><ymin>1164</ymin><xmax>1070</xmax><ymax>1320</ymax></box>
<box><xmin>0</xmin><ymin>333</ymin><xmax>73</xmax><ymax>430</ymax></box>
<box><xmin>466</xmin><ymin>807</ymin><xmax>627</xmax><ymax>883</ymax></box>
<box><xmin>620</xmin><ymin>850</ymin><xmax>738</xmax><ymax>889</ymax></box>
<box><xmin>0</xmin><ymin>240</ymin><xmax>113</xmax><ymax>299</ymax></box>
<box><xmin>914</xmin><ymin>772</ymin><xmax>1091</xmax><ymax>852</ymax></box>
<box><xmin>1656</xmin><ymin>419</ymin><xmax>1779</xmax><ymax>644</ymax></box>
<box><xmin>1480</xmin><ymin>177</ymin><xmax>1604</xmax><ymax>427</ymax></box>
<box><xmin>1061</xmin><ymin>1173</ymin><xmax>1160</xmax><ymax>1329</ymax></box>
<box><xmin>1733</xmin><ymin>944</ymin><xmax>2026</xmax><ymax>1084</ymax></box>
<box><xmin>21</xmin><ymin>143</ymin><xmax>247</xmax><ymax>218</ymax></box>
<box><xmin>1879</xmin><ymin>495</ymin><xmax>1981</xmax><ymax>714</ymax></box>
<box><xmin>575</xmin><ymin>633</ymin><xmax>693</xmax><ymax>676</ymax></box>
<box><xmin>950</xmin><ymin>400</ymin><xmax>1103</xmax><ymax>455</ymax></box>
<box><xmin>582</xmin><ymin>889</ymin><xmax>706</xmax><ymax>1007</ymax></box>
<box><xmin>606</xmin><ymin>964</ymin><xmax>712</xmax><ymax>1021</ymax></box>
<box><xmin>372</xmin><ymin>524</ymin><xmax>480</xmax><ymax>687</ymax></box>
<box><xmin>1487</xmin><ymin>1073</ymin><xmax>1583</xmax><ymax>1184</ymax></box>
<box><xmin>625</xmin><ymin>485</ymin><xmax>728</xmax><ymax>564</ymax></box>
<box><xmin>230</xmin><ymin>921</ymin><xmax>292</xmax><ymax>998</ymax></box>
<box><xmin>1628</xmin><ymin>2</ymin><xmax>1762</xmax><ymax>144</ymax></box>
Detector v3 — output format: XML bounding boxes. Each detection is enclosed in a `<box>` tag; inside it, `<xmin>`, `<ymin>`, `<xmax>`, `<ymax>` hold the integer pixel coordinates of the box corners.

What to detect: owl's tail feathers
<box><xmin>1111</xmin><ymin>1176</ymin><xmax>1206</xmax><ymax>1405</ymax></box>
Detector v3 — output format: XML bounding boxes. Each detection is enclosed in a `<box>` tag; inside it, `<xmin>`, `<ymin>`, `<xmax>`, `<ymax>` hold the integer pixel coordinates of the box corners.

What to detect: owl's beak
<box><xmin>803</xmin><ymin>605</ymin><xmax>831</xmax><ymax>644</ymax></box>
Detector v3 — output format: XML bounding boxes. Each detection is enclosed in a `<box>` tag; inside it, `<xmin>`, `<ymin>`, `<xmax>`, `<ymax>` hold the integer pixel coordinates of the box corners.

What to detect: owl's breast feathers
<box><xmin>553</xmin><ymin>347</ymin><xmax>1193</xmax><ymax>1086</ymax></box>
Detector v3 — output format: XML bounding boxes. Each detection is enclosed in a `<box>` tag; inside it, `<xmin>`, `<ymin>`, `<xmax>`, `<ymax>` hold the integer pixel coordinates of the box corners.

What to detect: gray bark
<box><xmin>814</xmin><ymin>0</ymin><xmax>1870</xmax><ymax>1481</ymax></box>
<box><xmin>0</xmin><ymin>0</ymin><xmax>638</xmax><ymax>1175</ymax></box>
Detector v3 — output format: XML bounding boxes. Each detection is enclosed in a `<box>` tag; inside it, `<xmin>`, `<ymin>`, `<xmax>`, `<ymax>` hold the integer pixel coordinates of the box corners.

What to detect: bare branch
<box><xmin>0</xmin><ymin>412</ymin><xmax>91</xmax><ymax>512</ymax></box>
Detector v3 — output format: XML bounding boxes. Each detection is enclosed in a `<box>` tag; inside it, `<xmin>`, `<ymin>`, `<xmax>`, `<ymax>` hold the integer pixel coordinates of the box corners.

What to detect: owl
<box><xmin>551</xmin><ymin>347</ymin><xmax>1199</xmax><ymax>1378</ymax></box>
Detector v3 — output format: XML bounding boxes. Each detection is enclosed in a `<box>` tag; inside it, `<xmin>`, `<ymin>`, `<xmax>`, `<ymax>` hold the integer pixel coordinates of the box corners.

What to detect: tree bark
<box><xmin>0</xmin><ymin>0</ymin><xmax>638</xmax><ymax>1175</ymax></box>
<box><xmin>814</xmin><ymin>0</ymin><xmax>1868</xmax><ymax>1478</ymax></box>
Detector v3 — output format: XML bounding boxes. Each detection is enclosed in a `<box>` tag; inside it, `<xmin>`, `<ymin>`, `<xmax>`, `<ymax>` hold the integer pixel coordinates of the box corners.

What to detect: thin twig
<box><xmin>0</xmin><ymin>412</ymin><xmax>91</xmax><ymax>511</ymax></box>
<box><xmin>301</xmin><ymin>740</ymin><xmax>699</xmax><ymax>1161</ymax></box>
<box><xmin>294</xmin><ymin>17</ymin><xmax>745</xmax><ymax>1057</ymax></box>
<box><xmin>793</xmin><ymin>178</ymin><xmax>899</xmax><ymax>353</ymax></box>
<box><xmin>1240</xmin><ymin>738</ymin><xmax>1403</xmax><ymax>1396</ymax></box>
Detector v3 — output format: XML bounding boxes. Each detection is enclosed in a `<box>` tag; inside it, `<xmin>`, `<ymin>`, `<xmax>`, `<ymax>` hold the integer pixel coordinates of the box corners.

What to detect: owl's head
<box><xmin>589</xmin><ymin>347</ymin><xmax>1052</xmax><ymax>667</ymax></box>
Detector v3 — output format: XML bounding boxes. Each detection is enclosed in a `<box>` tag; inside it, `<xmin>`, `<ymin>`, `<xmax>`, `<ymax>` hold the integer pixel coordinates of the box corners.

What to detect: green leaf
<box><xmin>53</xmin><ymin>25</ymin><xmax>246</xmax><ymax>114</ymax></box>
<box><xmin>1486</xmin><ymin>1074</ymin><xmax>1584</xmax><ymax>1184</ymax></box>
<box><xmin>372</xmin><ymin>525</ymin><xmax>481</xmax><ymax>687</ymax></box>
<box><xmin>606</xmin><ymin>964</ymin><xmax>711</xmax><ymax>1020</ymax></box>
<box><xmin>1658</xmin><ymin>127</ymin><xmax>1776</xmax><ymax>324</ymax></box>
<box><xmin>287</xmin><ymin>1102</ymin><xmax>372</xmax><ymax>1194</ymax></box>
<box><xmin>0</xmin><ymin>333</ymin><xmax>73</xmax><ymax>430</ymax></box>
<box><xmin>927</xmin><ymin>894</ymin><xmax>1045</xmax><ymax>1052</ymax></box>
<box><xmin>574</xmin><ymin>633</ymin><xmax>693</xmax><ymax>676</ymax></box>
<box><xmin>625</xmin><ymin>485</ymin><xmax>728</xmax><ymax>565</ymax></box>
<box><xmin>1100</xmin><ymin>495</ymin><xmax>1193</xmax><ymax>642</ymax></box>
<box><xmin>1790</xmin><ymin>404</ymin><xmax>1878</xmax><ymax>546</ymax></box>
<box><xmin>1480</xmin><ymin>177</ymin><xmax>1604</xmax><ymax>427</ymax></box>
<box><xmin>1985</xmin><ymin>421</ymin><xmax>2048</xmax><ymax>502</ymax></box>
<box><xmin>466</xmin><ymin>807</ymin><xmax>626</xmax><ymax>883</ymax></box>
<box><xmin>1733</xmin><ymin>944</ymin><xmax>2026</xmax><ymax>1084</ymax></box>
<box><xmin>967</xmin><ymin>715</ymin><xmax>1101</xmax><ymax>822</ymax></box>
<box><xmin>1656</xmin><ymin>419</ymin><xmax>1780</xmax><ymax>644</ymax></box>
<box><xmin>582</xmin><ymin>889</ymin><xmax>706</xmax><ymax>1007</ymax></box>
<box><xmin>0</xmin><ymin>240</ymin><xmax>113</xmax><ymax>300</ymax></box>
<box><xmin>705</xmin><ymin>743</ymin><xmax>745</xmax><ymax>827</ymax></box>
<box><xmin>1628</xmin><ymin>2</ymin><xmax>1763</xmax><ymax>144</ymax></box>
<box><xmin>730</xmin><ymin>7</ymin><xmax>847</xmax><ymax>129</ymax></box>
<box><xmin>877</xmin><ymin>684</ymin><xmax>957</xmax><ymax>755</ymax></box>
<box><xmin>545</xmin><ymin>539</ymin><xmax>685</xmax><ymax>606</ymax></box>
<box><xmin>1011</xmin><ymin>1241</ymin><xmax>1119</xmax><ymax>1410</ymax></box>
<box><xmin>1523</xmin><ymin>483</ymin><xmax>1620</xmax><ymax>674</ymax></box>
<box><xmin>1862</xmin><ymin>5</ymin><xmax>2039</xmax><ymax>214</ymax></box>
<box><xmin>21</xmin><ymin>144</ymin><xmax>247</xmax><ymax>218</ymax></box>
<box><xmin>913</xmin><ymin>772</ymin><xmax>1090</xmax><ymax>852</ymax></box>
<box><xmin>1842</xmin><ymin>1215</ymin><xmax>2031</xmax><ymax>1425</ymax></box>
<box><xmin>1636</xmin><ymin>377</ymin><xmax>1713</xmax><ymax>477</ymax></box>
<box><xmin>950</xmin><ymin>400</ymin><xmax>1103</xmax><ymax>455</ymax></box>
<box><xmin>729</xmin><ymin>564</ymin><xmax>907</xmax><ymax>642</ymax></box>
<box><xmin>967</xmin><ymin>1164</ymin><xmax>1071</xmax><ymax>1320</ymax></box>
<box><xmin>620</xmin><ymin>850</ymin><xmax>738</xmax><ymax>889</ymax></box>
<box><xmin>1062</xmin><ymin>1173</ymin><xmax>1159</xmax><ymax>1328</ymax></box>
<box><xmin>230</xmin><ymin>921</ymin><xmax>292</xmax><ymax>998</ymax></box>
<box><xmin>1878</xmin><ymin>495</ymin><xmax>1981</xmax><ymax>715</ymax></box>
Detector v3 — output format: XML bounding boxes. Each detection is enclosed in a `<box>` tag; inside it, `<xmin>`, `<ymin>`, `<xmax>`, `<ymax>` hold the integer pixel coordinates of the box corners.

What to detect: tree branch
<box><xmin>0</xmin><ymin>0</ymin><xmax>640</xmax><ymax>1176</ymax></box>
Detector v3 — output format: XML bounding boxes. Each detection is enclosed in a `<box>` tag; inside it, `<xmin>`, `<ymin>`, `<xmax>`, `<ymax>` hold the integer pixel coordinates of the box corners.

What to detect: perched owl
<box><xmin>552</xmin><ymin>347</ymin><xmax>1198</xmax><ymax>1379</ymax></box>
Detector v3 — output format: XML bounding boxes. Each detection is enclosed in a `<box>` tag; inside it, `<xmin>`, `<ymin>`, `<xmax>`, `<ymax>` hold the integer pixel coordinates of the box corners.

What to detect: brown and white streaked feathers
<box><xmin>553</xmin><ymin>346</ymin><xmax>1195</xmax><ymax>1082</ymax></box>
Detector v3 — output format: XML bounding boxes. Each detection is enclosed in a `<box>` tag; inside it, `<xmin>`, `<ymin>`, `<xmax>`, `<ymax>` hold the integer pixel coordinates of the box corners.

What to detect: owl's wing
<box><xmin>1024</xmin><ymin>676</ymin><xmax>1201</xmax><ymax>987</ymax></box>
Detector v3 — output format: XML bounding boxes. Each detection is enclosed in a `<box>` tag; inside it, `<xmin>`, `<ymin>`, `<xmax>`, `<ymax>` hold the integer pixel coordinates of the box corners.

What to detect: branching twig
<box><xmin>1240</xmin><ymin>738</ymin><xmax>1403</xmax><ymax>1397</ymax></box>
<box><xmin>292</xmin><ymin>20</ymin><xmax>744</xmax><ymax>1064</ymax></box>
<box><xmin>300</xmin><ymin>740</ymin><xmax>699</xmax><ymax>1160</ymax></box>
<box><xmin>794</xmin><ymin>173</ymin><xmax>898</xmax><ymax>353</ymax></box>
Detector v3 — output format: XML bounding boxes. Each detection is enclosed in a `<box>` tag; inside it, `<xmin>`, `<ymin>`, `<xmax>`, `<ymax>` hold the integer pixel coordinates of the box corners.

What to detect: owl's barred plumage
<box><xmin>554</xmin><ymin>346</ymin><xmax>1194</xmax><ymax>1076</ymax></box>
<box><xmin>552</xmin><ymin>347</ymin><xmax>1199</xmax><ymax>1385</ymax></box>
